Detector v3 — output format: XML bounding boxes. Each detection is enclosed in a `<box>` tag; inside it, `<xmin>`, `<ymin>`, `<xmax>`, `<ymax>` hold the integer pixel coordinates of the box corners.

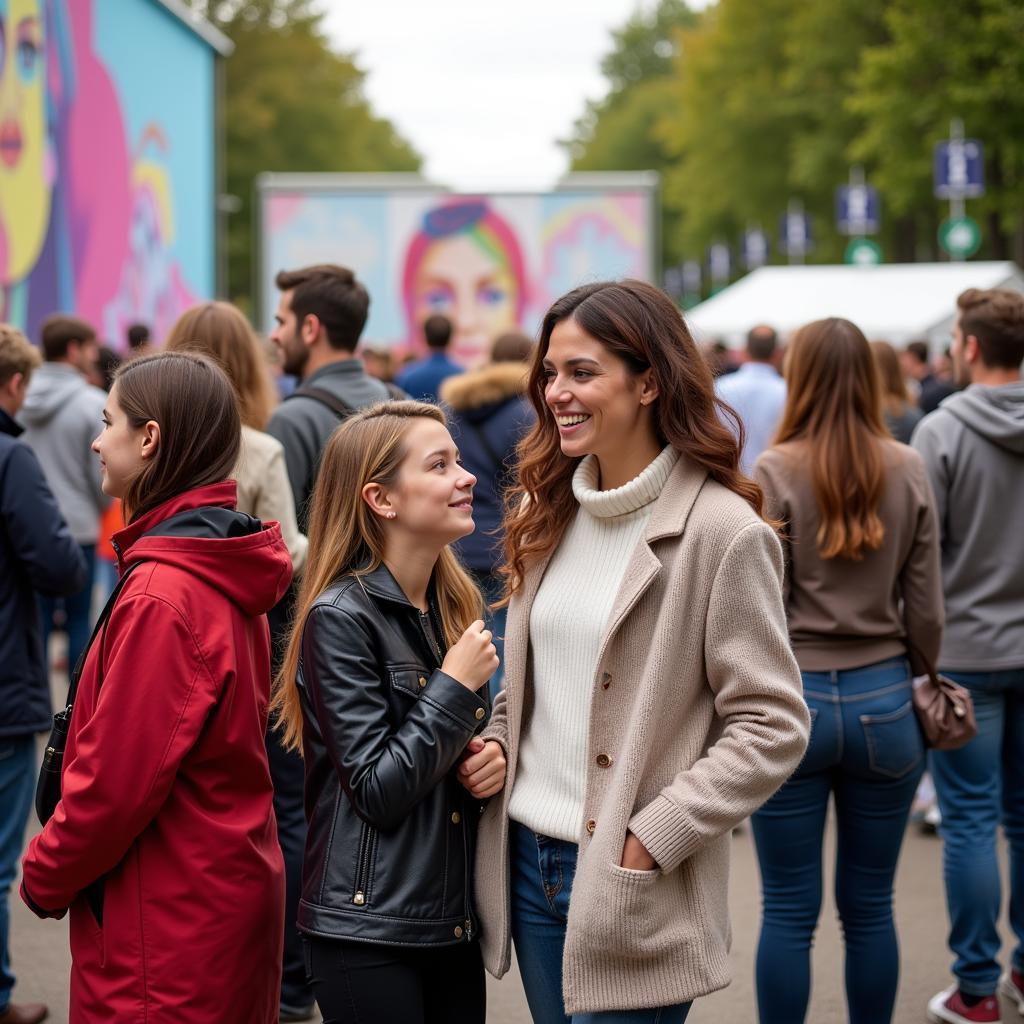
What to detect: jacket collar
<box><xmin>644</xmin><ymin>453</ymin><xmax>709</xmax><ymax>543</ymax></box>
<box><xmin>0</xmin><ymin>407</ymin><xmax>23</xmax><ymax>438</ymax></box>
<box><xmin>359</xmin><ymin>561</ymin><xmax>437</xmax><ymax>610</ymax></box>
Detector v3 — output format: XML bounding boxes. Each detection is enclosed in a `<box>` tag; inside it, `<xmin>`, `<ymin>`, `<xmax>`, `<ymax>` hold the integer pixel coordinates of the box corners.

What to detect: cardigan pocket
<box><xmin>587</xmin><ymin>860</ymin><xmax>681</xmax><ymax>960</ymax></box>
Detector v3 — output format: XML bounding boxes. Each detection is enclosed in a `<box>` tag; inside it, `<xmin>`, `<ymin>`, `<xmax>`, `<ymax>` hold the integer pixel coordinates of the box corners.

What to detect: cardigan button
<box><xmin>596</xmin><ymin>753</ymin><xmax>613</xmax><ymax>768</ymax></box>
<box><xmin>585</xmin><ymin>819</ymin><xmax>596</xmax><ymax>835</ymax></box>
<box><xmin>600</xmin><ymin>672</ymin><xmax>612</xmax><ymax>690</ymax></box>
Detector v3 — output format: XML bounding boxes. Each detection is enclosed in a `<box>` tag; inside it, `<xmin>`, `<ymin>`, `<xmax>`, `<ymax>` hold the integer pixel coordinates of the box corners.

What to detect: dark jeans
<box><xmin>38</xmin><ymin>542</ymin><xmax>96</xmax><ymax>674</ymax></box>
<box><xmin>267</xmin><ymin>728</ymin><xmax>313</xmax><ymax>1011</ymax></box>
<box><xmin>510</xmin><ymin>822</ymin><xmax>692</xmax><ymax>1024</ymax></box>
<box><xmin>0</xmin><ymin>736</ymin><xmax>36</xmax><ymax>1012</ymax></box>
<box><xmin>304</xmin><ymin>935</ymin><xmax>485</xmax><ymax>1024</ymax></box>
<box><xmin>930</xmin><ymin>667</ymin><xmax>1024</xmax><ymax>996</ymax></box>
<box><xmin>752</xmin><ymin>658</ymin><xmax>924</xmax><ymax>1024</ymax></box>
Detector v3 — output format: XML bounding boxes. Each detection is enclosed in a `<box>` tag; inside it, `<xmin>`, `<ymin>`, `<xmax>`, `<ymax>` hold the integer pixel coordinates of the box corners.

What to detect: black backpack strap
<box><xmin>287</xmin><ymin>385</ymin><xmax>357</xmax><ymax>421</ymax></box>
<box><xmin>65</xmin><ymin>560</ymin><xmax>146</xmax><ymax>708</ymax></box>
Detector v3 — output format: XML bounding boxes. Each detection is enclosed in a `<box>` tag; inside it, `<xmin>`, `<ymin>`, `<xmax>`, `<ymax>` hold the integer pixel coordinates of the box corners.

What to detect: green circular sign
<box><xmin>939</xmin><ymin>216</ymin><xmax>982</xmax><ymax>258</ymax></box>
<box><xmin>844</xmin><ymin>238</ymin><xmax>883</xmax><ymax>266</ymax></box>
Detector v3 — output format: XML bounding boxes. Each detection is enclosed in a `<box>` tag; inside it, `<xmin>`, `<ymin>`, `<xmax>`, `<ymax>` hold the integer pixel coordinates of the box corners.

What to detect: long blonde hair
<box><xmin>272</xmin><ymin>401</ymin><xmax>483</xmax><ymax>750</ymax></box>
<box><xmin>774</xmin><ymin>318</ymin><xmax>888</xmax><ymax>561</ymax></box>
<box><xmin>163</xmin><ymin>302</ymin><xmax>278</xmax><ymax>429</ymax></box>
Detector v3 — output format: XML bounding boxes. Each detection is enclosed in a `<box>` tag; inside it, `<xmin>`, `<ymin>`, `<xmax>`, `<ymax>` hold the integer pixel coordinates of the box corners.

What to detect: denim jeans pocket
<box><xmin>860</xmin><ymin>700</ymin><xmax>924</xmax><ymax>779</ymax></box>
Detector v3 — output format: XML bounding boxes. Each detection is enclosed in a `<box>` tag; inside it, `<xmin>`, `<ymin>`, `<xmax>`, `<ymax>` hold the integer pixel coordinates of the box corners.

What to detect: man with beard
<box><xmin>266</xmin><ymin>264</ymin><xmax>389</xmax><ymax>1022</ymax></box>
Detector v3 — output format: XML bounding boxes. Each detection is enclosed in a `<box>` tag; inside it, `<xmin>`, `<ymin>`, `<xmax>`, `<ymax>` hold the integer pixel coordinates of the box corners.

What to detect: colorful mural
<box><xmin>0</xmin><ymin>0</ymin><xmax>217</xmax><ymax>347</ymax></box>
<box><xmin>260</xmin><ymin>181</ymin><xmax>657</xmax><ymax>368</ymax></box>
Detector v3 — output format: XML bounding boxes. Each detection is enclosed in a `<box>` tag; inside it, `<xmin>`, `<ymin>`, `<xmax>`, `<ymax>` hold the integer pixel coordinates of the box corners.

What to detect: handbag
<box><xmin>910</xmin><ymin>645</ymin><xmax>977</xmax><ymax>751</ymax></box>
<box><xmin>35</xmin><ymin>561</ymin><xmax>145</xmax><ymax>826</ymax></box>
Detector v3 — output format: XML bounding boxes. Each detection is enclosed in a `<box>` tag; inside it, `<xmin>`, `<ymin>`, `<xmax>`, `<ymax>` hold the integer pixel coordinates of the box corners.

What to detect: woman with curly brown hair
<box><xmin>472</xmin><ymin>280</ymin><xmax>810</xmax><ymax>1023</ymax></box>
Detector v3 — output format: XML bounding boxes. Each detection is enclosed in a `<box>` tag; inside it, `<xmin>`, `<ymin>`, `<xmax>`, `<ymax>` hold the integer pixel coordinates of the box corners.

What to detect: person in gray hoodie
<box><xmin>913</xmin><ymin>287</ymin><xmax>1024</xmax><ymax>1024</ymax></box>
<box><xmin>18</xmin><ymin>314</ymin><xmax>109</xmax><ymax>677</ymax></box>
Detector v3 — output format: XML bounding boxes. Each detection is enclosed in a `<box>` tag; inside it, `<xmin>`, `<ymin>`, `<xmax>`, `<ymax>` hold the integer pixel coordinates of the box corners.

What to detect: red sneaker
<box><xmin>999</xmin><ymin>970</ymin><xmax>1024</xmax><ymax>1015</ymax></box>
<box><xmin>928</xmin><ymin>985</ymin><xmax>1001</xmax><ymax>1023</ymax></box>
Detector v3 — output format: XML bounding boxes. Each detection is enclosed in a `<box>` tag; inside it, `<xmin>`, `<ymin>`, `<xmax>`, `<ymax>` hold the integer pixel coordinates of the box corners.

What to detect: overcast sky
<box><xmin>322</xmin><ymin>0</ymin><xmax>660</xmax><ymax>191</ymax></box>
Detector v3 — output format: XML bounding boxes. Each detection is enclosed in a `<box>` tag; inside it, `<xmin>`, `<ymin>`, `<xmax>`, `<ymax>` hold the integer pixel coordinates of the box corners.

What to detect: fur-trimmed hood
<box><xmin>440</xmin><ymin>362</ymin><xmax>529</xmax><ymax>414</ymax></box>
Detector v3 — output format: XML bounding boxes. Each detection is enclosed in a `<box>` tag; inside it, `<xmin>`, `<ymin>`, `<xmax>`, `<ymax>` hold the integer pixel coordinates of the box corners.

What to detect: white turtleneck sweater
<box><xmin>508</xmin><ymin>445</ymin><xmax>680</xmax><ymax>842</ymax></box>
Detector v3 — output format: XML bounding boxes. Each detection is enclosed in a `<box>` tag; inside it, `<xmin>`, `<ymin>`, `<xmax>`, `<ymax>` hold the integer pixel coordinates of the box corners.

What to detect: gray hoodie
<box><xmin>911</xmin><ymin>381</ymin><xmax>1024</xmax><ymax>671</ymax></box>
<box><xmin>18</xmin><ymin>363</ymin><xmax>109</xmax><ymax>544</ymax></box>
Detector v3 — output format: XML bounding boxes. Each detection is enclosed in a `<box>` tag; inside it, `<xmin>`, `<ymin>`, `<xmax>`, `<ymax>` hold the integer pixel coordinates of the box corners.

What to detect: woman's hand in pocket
<box><xmin>458</xmin><ymin>737</ymin><xmax>506</xmax><ymax>798</ymax></box>
<box><xmin>620</xmin><ymin>831</ymin><xmax>658</xmax><ymax>872</ymax></box>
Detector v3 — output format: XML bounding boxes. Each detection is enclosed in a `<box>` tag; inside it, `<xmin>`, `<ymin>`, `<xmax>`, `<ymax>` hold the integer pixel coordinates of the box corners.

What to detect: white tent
<box><xmin>685</xmin><ymin>261</ymin><xmax>1024</xmax><ymax>350</ymax></box>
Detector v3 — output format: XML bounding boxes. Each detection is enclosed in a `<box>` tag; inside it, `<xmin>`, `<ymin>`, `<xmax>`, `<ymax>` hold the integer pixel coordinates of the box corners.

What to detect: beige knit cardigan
<box><xmin>474</xmin><ymin>455</ymin><xmax>810</xmax><ymax>1015</ymax></box>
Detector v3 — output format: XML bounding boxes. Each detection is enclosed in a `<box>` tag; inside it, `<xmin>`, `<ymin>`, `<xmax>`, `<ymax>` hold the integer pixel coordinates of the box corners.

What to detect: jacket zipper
<box><xmin>353</xmin><ymin>821</ymin><xmax>377</xmax><ymax>906</ymax></box>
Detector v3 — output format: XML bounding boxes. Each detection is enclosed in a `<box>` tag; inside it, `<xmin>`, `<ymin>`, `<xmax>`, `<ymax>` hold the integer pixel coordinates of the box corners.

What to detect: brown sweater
<box><xmin>754</xmin><ymin>439</ymin><xmax>943</xmax><ymax>673</ymax></box>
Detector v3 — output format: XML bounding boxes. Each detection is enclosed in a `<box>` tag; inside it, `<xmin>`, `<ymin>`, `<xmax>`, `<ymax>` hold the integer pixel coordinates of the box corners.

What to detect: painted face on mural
<box><xmin>410</xmin><ymin>234</ymin><xmax>519</xmax><ymax>369</ymax></box>
<box><xmin>0</xmin><ymin>0</ymin><xmax>51</xmax><ymax>285</ymax></box>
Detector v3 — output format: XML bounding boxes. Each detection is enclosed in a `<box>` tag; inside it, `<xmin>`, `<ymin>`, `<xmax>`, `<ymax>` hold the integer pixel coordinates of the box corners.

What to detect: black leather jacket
<box><xmin>296</xmin><ymin>564</ymin><xmax>489</xmax><ymax>947</ymax></box>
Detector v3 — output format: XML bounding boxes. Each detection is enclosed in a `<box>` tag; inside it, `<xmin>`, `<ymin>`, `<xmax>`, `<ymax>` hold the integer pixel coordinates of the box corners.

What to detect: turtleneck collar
<box><xmin>572</xmin><ymin>445</ymin><xmax>680</xmax><ymax>519</ymax></box>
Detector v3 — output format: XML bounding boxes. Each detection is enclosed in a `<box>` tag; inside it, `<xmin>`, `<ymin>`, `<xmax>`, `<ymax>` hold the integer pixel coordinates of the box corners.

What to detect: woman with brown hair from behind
<box><xmin>751</xmin><ymin>318</ymin><xmax>944</xmax><ymax>1024</ymax></box>
<box><xmin>473</xmin><ymin>279</ymin><xmax>809</xmax><ymax>1022</ymax></box>
<box><xmin>164</xmin><ymin>301</ymin><xmax>308</xmax><ymax>574</ymax></box>
<box><xmin>871</xmin><ymin>338</ymin><xmax>924</xmax><ymax>444</ymax></box>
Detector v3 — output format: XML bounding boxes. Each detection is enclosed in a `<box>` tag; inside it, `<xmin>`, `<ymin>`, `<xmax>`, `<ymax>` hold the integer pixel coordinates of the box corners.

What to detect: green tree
<box><xmin>185</xmin><ymin>0</ymin><xmax>420</xmax><ymax>306</ymax></box>
<box><xmin>564</xmin><ymin>0</ymin><xmax>697</xmax><ymax>267</ymax></box>
<box><xmin>850</xmin><ymin>0</ymin><xmax>1024</xmax><ymax>262</ymax></box>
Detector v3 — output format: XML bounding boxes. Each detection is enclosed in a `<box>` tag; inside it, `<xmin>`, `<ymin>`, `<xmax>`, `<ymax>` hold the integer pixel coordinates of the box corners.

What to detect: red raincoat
<box><xmin>21</xmin><ymin>482</ymin><xmax>293</xmax><ymax>1023</ymax></box>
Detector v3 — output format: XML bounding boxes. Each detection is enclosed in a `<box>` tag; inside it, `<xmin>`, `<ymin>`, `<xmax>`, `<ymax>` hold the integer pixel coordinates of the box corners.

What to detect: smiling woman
<box><xmin>473</xmin><ymin>280</ymin><xmax>810</xmax><ymax>1022</ymax></box>
<box><xmin>272</xmin><ymin>400</ymin><xmax>503</xmax><ymax>1024</ymax></box>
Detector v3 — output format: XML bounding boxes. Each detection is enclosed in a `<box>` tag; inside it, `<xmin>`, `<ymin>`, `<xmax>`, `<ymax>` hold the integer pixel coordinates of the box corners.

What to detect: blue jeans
<box><xmin>509</xmin><ymin>822</ymin><xmax>692</xmax><ymax>1024</ymax></box>
<box><xmin>0</xmin><ymin>736</ymin><xmax>37</xmax><ymax>1012</ymax></box>
<box><xmin>752</xmin><ymin>658</ymin><xmax>924</xmax><ymax>1024</ymax></box>
<box><xmin>39</xmin><ymin>542</ymin><xmax>96</xmax><ymax>675</ymax></box>
<box><xmin>930</xmin><ymin>667</ymin><xmax>1024</xmax><ymax>996</ymax></box>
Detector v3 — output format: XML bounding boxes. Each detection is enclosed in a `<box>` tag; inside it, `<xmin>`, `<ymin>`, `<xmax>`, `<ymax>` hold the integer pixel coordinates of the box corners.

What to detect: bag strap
<box><xmin>65</xmin><ymin>560</ymin><xmax>147</xmax><ymax>708</ymax></box>
<box><xmin>905</xmin><ymin>639</ymin><xmax>941</xmax><ymax>686</ymax></box>
<box><xmin>286</xmin><ymin>385</ymin><xmax>356</xmax><ymax>421</ymax></box>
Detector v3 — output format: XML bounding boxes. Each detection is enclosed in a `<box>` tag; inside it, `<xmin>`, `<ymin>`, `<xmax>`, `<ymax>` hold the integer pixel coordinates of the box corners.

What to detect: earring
<box><xmin>386</xmin><ymin>511</ymin><xmax>396</xmax><ymax>520</ymax></box>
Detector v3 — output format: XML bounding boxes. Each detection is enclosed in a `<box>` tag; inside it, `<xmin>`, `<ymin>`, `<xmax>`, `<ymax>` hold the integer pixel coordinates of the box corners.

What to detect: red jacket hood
<box><xmin>112</xmin><ymin>481</ymin><xmax>293</xmax><ymax>617</ymax></box>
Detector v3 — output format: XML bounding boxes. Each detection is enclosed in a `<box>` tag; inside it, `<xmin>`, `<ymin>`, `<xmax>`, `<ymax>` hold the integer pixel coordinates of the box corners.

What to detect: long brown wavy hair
<box><xmin>501</xmin><ymin>279</ymin><xmax>766</xmax><ymax>595</ymax></box>
<box><xmin>775</xmin><ymin>318</ymin><xmax>888</xmax><ymax>560</ymax></box>
<box><xmin>272</xmin><ymin>401</ymin><xmax>483</xmax><ymax>751</ymax></box>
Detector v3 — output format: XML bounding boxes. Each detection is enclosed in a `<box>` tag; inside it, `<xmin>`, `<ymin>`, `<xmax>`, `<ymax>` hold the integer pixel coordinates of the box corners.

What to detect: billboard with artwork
<box><xmin>257</xmin><ymin>174</ymin><xmax>659</xmax><ymax>368</ymax></box>
<box><xmin>0</xmin><ymin>0</ymin><xmax>225</xmax><ymax>346</ymax></box>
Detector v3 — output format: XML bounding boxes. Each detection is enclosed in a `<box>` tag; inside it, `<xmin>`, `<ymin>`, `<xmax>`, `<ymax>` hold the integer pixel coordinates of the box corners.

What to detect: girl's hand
<box><xmin>620</xmin><ymin>831</ymin><xmax>658</xmax><ymax>872</ymax></box>
<box><xmin>458</xmin><ymin>737</ymin><xmax>506</xmax><ymax>799</ymax></box>
<box><xmin>441</xmin><ymin>620</ymin><xmax>499</xmax><ymax>691</ymax></box>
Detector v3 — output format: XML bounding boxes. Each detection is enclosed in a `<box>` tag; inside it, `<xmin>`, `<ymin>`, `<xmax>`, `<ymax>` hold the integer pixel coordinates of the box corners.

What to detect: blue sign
<box><xmin>780</xmin><ymin>210</ymin><xmax>811</xmax><ymax>255</ymax></box>
<box><xmin>836</xmin><ymin>185</ymin><xmax>880</xmax><ymax>235</ymax></box>
<box><xmin>708</xmin><ymin>243</ymin><xmax>731</xmax><ymax>282</ymax></box>
<box><xmin>934</xmin><ymin>140</ymin><xmax>985</xmax><ymax>199</ymax></box>
<box><xmin>743</xmin><ymin>228</ymin><xmax>769</xmax><ymax>270</ymax></box>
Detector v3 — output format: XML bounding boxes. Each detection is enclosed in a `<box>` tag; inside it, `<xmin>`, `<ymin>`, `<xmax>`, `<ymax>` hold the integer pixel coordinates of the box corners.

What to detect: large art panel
<box><xmin>0</xmin><ymin>0</ymin><xmax>217</xmax><ymax>345</ymax></box>
<box><xmin>260</xmin><ymin>177</ymin><xmax>658</xmax><ymax>368</ymax></box>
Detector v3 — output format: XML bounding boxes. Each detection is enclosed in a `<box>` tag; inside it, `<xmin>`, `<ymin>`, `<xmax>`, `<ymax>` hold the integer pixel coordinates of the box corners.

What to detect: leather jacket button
<box><xmin>474</xmin><ymin>707</ymin><xmax>486</xmax><ymax>720</ymax></box>
<box><xmin>451</xmin><ymin>811</ymin><xmax>461</xmax><ymax>824</ymax></box>
<box><xmin>454</xmin><ymin>926</ymin><xmax>464</xmax><ymax>938</ymax></box>
<box><xmin>585</xmin><ymin>819</ymin><xmax>596</xmax><ymax>835</ymax></box>
<box><xmin>596</xmin><ymin>753</ymin><xmax>612</xmax><ymax>768</ymax></box>
<box><xmin>418</xmin><ymin>676</ymin><xmax>427</xmax><ymax>688</ymax></box>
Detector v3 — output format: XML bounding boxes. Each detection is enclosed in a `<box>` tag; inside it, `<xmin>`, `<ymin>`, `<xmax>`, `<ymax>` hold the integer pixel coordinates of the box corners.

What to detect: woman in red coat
<box><xmin>21</xmin><ymin>352</ymin><xmax>293</xmax><ymax>1023</ymax></box>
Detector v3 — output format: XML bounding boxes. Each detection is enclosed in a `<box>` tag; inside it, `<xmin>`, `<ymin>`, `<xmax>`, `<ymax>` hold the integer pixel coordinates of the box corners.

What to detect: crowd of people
<box><xmin>0</xmin><ymin>267</ymin><xmax>1021</xmax><ymax>1024</ymax></box>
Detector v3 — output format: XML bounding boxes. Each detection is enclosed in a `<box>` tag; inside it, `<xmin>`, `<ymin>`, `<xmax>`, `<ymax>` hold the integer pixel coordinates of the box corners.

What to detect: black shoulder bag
<box><xmin>35</xmin><ymin>561</ymin><xmax>146</xmax><ymax>826</ymax></box>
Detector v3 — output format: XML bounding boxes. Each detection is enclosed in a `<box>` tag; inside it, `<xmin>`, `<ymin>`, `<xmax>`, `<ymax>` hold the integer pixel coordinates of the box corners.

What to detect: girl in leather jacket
<box><xmin>273</xmin><ymin>400</ymin><xmax>505</xmax><ymax>1024</ymax></box>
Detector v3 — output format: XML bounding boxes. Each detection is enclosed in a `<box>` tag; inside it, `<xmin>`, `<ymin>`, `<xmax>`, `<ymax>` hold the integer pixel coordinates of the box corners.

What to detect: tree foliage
<box><xmin>185</xmin><ymin>0</ymin><xmax>420</xmax><ymax>306</ymax></box>
<box><xmin>570</xmin><ymin>0</ymin><xmax>1024</xmax><ymax>279</ymax></box>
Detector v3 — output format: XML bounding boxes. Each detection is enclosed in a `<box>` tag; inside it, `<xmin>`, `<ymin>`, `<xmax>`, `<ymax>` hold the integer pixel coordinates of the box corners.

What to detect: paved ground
<box><xmin>10</xmin><ymin>810</ymin><xmax>1017</xmax><ymax>1023</ymax></box>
